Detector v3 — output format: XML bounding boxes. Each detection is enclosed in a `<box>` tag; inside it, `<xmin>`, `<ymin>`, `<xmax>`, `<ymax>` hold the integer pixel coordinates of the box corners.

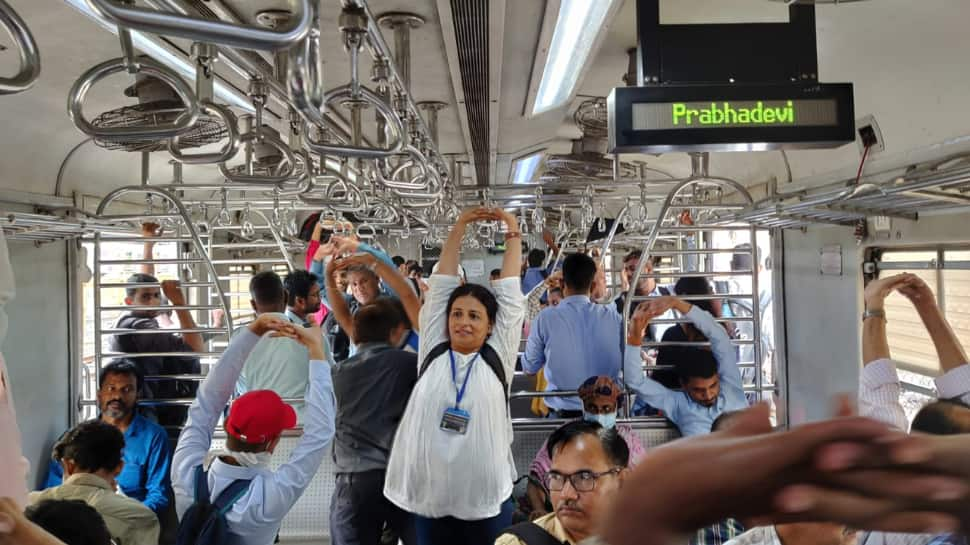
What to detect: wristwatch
<box><xmin>862</xmin><ymin>308</ymin><xmax>886</xmax><ymax>322</ymax></box>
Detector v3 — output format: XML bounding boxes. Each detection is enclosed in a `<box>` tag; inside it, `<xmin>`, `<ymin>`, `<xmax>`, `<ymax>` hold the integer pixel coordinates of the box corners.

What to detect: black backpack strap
<box><xmin>479</xmin><ymin>344</ymin><xmax>509</xmax><ymax>406</ymax></box>
<box><xmin>658</xmin><ymin>286</ymin><xmax>670</xmax><ymax>296</ymax></box>
<box><xmin>212</xmin><ymin>478</ymin><xmax>253</xmax><ymax>516</ymax></box>
<box><xmin>501</xmin><ymin>521</ymin><xmax>568</xmax><ymax>545</ymax></box>
<box><xmin>418</xmin><ymin>341</ymin><xmax>451</xmax><ymax>377</ymax></box>
<box><xmin>419</xmin><ymin>342</ymin><xmax>509</xmax><ymax>408</ymax></box>
<box><xmin>192</xmin><ymin>465</ymin><xmax>210</xmax><ymax>505</ymax></box>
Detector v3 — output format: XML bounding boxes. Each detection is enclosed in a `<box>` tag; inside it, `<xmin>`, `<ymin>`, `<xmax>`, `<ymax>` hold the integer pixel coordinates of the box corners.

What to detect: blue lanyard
<box><xmin>449</xmin><ymin>349</ymin><xmax>479</xmax><ymax>409</ymax></box>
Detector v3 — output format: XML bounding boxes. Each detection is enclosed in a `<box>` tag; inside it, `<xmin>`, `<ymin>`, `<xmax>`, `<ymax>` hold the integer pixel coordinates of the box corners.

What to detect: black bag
<box><xmin>418</xmin><ymin>341</ymin><xmax>509</xmax><ymax>406</ymax></box>
<box><xmin>501</xmin><ymin>521</ymin><xmax>568</xmax><ymax>545</ymax></box>
<box><xmin>176</xmin><ymin>466</ymin><xmax>252</xmax><ymax>545</ymax></box>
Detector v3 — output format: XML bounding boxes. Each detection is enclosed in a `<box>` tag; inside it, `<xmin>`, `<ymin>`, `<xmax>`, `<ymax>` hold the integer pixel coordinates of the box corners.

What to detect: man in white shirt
<box><xmin>858</xmin><ymin>272</ymin><xmax>970</xmax><ymax>545</ymax></box>
<box><xmin>860</xmin><ymin>273</ymin><xmax>970</xmax><ymax>434</ymax></box>
<box><xmin>172</xmin><ymin>314</ymin><xmax>336</xmax><ymax>545</ymax></box>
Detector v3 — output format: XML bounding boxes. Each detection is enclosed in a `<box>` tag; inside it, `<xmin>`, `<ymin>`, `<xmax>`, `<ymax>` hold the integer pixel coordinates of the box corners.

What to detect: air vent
<box><xmin>450</xmin><ymin>0</ymin><xmax>489</xmax><ymax>186</ymax></box>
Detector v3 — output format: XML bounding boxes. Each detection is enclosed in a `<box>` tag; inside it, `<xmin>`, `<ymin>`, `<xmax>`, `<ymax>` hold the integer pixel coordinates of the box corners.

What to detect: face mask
<box><xmin>583</xmin><ymin>411</ymin><xmax>617</xmax><ymax>430</ymax></box>
<box><xmin>205</xmin><ymin>448</ymin><xmax>272</xmax><ymax>469</ymax></box>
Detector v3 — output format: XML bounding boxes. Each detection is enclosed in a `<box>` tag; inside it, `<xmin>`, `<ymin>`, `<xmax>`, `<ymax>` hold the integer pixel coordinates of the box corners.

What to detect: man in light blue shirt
<box><xmin>622</xmin><ymin>295</ymin><xmax>747</xmax><ymax>436</ymax></box>
<box><xmin>237</xmin><ymin>271</ymin><xmax>314</xmax><ymax>421</ymax></box>
<box><xmin>522</xmin><ymin>252</ymin><xmax>624</xmax><ymax>416</ymax></box>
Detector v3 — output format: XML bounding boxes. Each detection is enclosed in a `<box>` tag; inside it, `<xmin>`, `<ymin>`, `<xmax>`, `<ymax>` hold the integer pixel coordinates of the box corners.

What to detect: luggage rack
<box><xmin>722</xmin><ymin>155</ymin><xmax>970</xmax><ymax>229</ymax></box>
<box><xmin>0</xmin><ymin>210</ymin><xmax>136</xmax><ymax>243</ymax></box>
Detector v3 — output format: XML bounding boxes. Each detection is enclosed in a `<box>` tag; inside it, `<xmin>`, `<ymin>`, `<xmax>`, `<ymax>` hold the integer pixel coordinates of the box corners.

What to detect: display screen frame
<box><xmin>609</xmin><ymin>83</ymin><xmax>855</xmax><ymax>153</ymax></box>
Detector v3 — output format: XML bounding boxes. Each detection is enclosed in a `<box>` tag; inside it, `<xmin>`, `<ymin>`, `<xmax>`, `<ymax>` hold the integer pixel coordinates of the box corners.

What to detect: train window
<box><xmin>873</xmin><ymin>247</ymin><xmax>970</xmax><ymax>378</ymax></box>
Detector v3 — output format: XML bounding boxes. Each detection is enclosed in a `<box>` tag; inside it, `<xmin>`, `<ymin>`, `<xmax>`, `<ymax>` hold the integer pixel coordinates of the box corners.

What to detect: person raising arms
<box><xmin>383</xmin><ymin>207</ymin><xmax>525</xmax><ymax>545</ymax></box>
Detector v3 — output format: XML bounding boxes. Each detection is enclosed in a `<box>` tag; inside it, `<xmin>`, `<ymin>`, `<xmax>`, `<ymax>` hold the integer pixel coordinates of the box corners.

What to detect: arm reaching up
<box><xmin>161</xmin><ymin>280</ymin><xmax>203</xmax><ymax>352</ymax></box>
<box><xmin>896</xmin><ymin>274</ymin><xmax>968</xmax><ymax>372</ymax></box>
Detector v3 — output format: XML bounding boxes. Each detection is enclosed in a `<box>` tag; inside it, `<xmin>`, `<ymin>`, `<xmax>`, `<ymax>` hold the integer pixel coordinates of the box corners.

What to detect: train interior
<box><xmin>1</xmin><ymin>0</ymin><xmax>969</xmax><ymax>542</ymax></box>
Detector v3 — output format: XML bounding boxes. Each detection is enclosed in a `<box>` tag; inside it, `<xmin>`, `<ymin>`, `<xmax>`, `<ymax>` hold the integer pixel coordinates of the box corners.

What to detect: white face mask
<box><xmin>583</xmin><ymin>411</ymin><xmax>617</xmax><ymax>430</ymax></box>
<box><xmin>205</xmin><ymin>448</ymin><xmax>272</xmax><ymax>469</ymax></box>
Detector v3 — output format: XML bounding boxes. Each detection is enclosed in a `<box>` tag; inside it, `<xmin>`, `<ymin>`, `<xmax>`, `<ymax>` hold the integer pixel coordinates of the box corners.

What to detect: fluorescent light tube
<box><xmin>64</xmin><ymin>0</ymin><xmax>254</xmax><ymax>112</ymax></box>
<box><xmin>533</xmin><ymin>0</ymin><xmax>617</xmax><ymax>115</ymax></box>
<box><xmin>511</xmin><ymin>152</ymin><xmax>543</xmax><ymax>185</ymax></box>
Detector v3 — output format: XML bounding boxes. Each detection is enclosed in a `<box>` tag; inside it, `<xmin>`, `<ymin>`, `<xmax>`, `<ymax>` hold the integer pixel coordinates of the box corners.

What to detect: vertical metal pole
<box><xmin>67</xmin><ymin>240</ymin><xmax>81</xmax><ymax>427</ymax></box>
<box><xmin>92</xmin><ymin>229</ymin><xmax>103</xmax><ymax>423</ymax></box>
<box><xmin>750</xmin><ymin>226</ymin><xmax>763</xmax><ymax>403</ymax></box>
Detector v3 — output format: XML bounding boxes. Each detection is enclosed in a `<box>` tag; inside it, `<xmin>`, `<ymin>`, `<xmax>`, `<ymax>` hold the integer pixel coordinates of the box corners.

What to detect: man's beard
<box><xmin>102</xmin><ymin>400</ymin><xmax>131</xmax><ymax>419</ymax></box>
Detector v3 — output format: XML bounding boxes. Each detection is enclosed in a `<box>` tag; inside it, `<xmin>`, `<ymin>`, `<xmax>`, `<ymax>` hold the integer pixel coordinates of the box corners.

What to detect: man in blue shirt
<box><xmin>43</xmin><ymin>361</ymin><xmax>173</xmax><ymax>516</ymax></box>
<box><xmin>522</xmin><ymin>252</ymin><xmax>625</xmax><ymax>417</ymax></box>
<box><xmin>622</xmin><ymin>296</ymin><xmax>747</xmax><ymax>436</ymax></box>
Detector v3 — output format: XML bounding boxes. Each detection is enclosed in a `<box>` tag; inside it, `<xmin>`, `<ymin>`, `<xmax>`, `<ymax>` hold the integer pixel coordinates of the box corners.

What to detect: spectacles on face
<box><xmin>545</xmin><ymin>468</ymin><xmax>621</xmax><ymax>492</ymax></box>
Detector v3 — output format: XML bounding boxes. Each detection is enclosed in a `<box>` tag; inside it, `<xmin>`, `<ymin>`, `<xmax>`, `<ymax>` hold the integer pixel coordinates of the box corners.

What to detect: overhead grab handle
<box><xmin>169</xmin><ymin>44</ymin><xmax>240</xmax><ymax>164</ymax></box>
<box><xmin>218</xmin><ymin>130</ymin><xmax>296</xmax><ymax>185</ymax></box>
<box><xmin>287</xmin><ymin>7</ymin><xmax>326</xmax><ymax>127</ymax></box>
<box><xmin>0</xmin><ymin>0</ymin><xmax>40</xmax><ymax>94</ymax></box>
<box><xmin>85</xmin><ymin>0</ymin><xmax>312</xmax><ymax>52</ymax></box>
<box><xmin>68</xmin><ymin>56</ymin><xmax>200</xmax><ymax>141</ymax></box>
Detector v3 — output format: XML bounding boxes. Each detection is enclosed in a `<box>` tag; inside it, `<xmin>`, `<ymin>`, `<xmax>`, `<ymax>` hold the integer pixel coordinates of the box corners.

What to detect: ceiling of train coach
<box><xmin>0</xmin><ymin>0</ymin><xmax>969</xmax><ymax>206</ymax></box>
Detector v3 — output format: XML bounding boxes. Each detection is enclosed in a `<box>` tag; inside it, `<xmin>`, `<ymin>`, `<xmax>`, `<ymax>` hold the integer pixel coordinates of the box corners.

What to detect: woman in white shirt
<box><xmin>384</xmin><ymin>207</ymin><xmax>525</xmax><ymax>545</ymax></box>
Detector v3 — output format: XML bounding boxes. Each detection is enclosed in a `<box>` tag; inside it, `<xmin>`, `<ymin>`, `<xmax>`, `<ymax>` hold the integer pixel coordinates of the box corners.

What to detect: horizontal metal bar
<box><xmin>653</xmin><ymin>226</ymin><xmax>754</xmax><ymax>232</ymax></box>
<box><xmin>100</xmin><ymin>258</ymin><xmax>206</xmax><ymax>265</ymax></box>
<box><xmin>646</xmin><ymin>248</ymin><xmax>751</xmax><ymax>256</ymax></box>
<box><xmin>98</xmin><ymin>236</ymin><xmax>198</xmax><ymax>243</ymax></box>
<box><xmin>143</xmin><ymin>374</ymin><xmax>208</xmax><ymax>380</ymax></box>
<box><xmin>208</xmin><ymin>243</ymin><xmax>287</xmax><ymax>249</ymax></box>
<box><xmin>99</xmin><ymin>352</ymin><xmax>224</xmax><ymax>358</ymax></box>
<box><xmin>97</xmin><ymin>213</ymin><xmax>184</xmax><ymax>221</ymax></box>
<box><xmin>631</xmin><ymin>294</ymin><xmax>754</xmax><ymax>302</ymax></box>
<box><xmin>875</xmin><ymin>261</ymin><xmax>936</xmax><ymax>271</ymax></box>
<box><xmin>641</xmin><ymin>340</ymin><xmax>755</xmax><ymax>347</ymax></box>
<box><xmin>101</xmin><ymin>328</ymin><xmax>228</xmax><ymax>335</ymax></box>
<box><xmin>647</xmin><ymin>317</ymin><xmax>754</xmax><ymax>324</ymax></box>
<box><xmin>99</xmin><ymin>281</ymin><xmax>215</xmax><ymax>288</ymax></box>
<box><xmin>511</xmin><ymin>390</ymin><xmax>579</xmax><ymax>399</ymax></box>
<box><xmin>637</xmin><ymin>270</ymin><xmax>752</xmax><ymax>279</ymax></box>
<box><xmin>209</xmin><ymin>225</ymin><xmax>277</xmax><ymax>231</ymax></box>
<box><xmin>666</xmin><ymin>204</ymin><xmax>746</xmax><ymax>210</ymax></box>
<box><xmin>209</xmin><ymin>258</ymin><xmax>290</xmax><ymax>265</ymax></box>
<box><xmin>210</xmin><ymin>292</ymin><xmax>252</xmax><ymax>297</ymax></box>
<box><xmin>99</xmin><ymin>305</ymin><xmax>222</xmax><ymax>311</ymax></box>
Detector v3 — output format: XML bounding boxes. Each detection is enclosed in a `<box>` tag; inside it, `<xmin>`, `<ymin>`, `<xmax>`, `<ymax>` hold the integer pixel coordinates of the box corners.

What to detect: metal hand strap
<box><xmin>287</xmin><ymin>9</ymin><xmax>326</xmax><ymax>127</ymax></box>
<box><xmin>0</xmin><ymin>0</ymin><xmax>40</xmax><ymax>94</ymax></box>
<box><xmin>218</xmin><ymin>85</ymin><xmax>295</xmax><ymax>185</ymax></box>
<box><xmin>303</xmin><ymin>7</ymin><xmax>405</xmax><ymax>159</ymax></box>
<box><xmin>68</xmin><ymin>56</ymin><xmax>200</xmax><ymax>141</ymax></box>
<box><xmin>303</xmin><ymin>85</ymin><xmax>406</xmax><ymax>158</ymax></box>
<box><xmin>169</xmin><ymin>44</ymin><xmax>239</xmax><ymax>164</ymax></box>
<box><xmin>85</xmin><ymin>0</ymin><xmax>312</xmax><ymax>51</ymax></box>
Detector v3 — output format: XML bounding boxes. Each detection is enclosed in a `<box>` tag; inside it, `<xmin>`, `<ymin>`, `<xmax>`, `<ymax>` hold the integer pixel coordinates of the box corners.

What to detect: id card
<box><xmin>440</xmin><ymin>407</ymin><xmax>471</xmax><ymax>434</ymax></box>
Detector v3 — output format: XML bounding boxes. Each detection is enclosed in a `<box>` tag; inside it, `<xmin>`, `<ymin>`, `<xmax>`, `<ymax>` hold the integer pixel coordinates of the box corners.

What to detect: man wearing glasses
<box><xmin>497</xmin><ymin>420</ymin><xmax>630</xmax><ymax>545</ymax></box>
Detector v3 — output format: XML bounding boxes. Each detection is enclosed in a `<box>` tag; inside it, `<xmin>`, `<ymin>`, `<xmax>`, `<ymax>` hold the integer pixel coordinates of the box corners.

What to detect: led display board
<box><xmin>609</xmin><ymin>83</ymin><xmax>854</xmax><ymax>153</ymax></box>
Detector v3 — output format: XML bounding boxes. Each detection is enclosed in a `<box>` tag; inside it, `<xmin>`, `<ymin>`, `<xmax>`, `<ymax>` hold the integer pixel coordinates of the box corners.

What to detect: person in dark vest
<box><xmin>109</xmin><ymin>273</ymin><xmax>202</xmax><ymax>431</ymax></box>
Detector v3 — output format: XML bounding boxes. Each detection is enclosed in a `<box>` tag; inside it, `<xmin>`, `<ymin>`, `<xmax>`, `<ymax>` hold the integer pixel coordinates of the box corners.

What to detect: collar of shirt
<box><xmin>284</xmin><ymin>309</ymin><xmax>310</xmax><ymax>327</ymax></box>
<box><xmin>125</xmin><ymin>413</ymin><xmax>147</xmax><ymax>439</ymax></box>
<box><xmin>561</xmin><ymin>294</ymin><xmax>591</xmax><ymax>305</ymax></box>
<box><xmin>64</xmin><ymin>473</ymin><xmax>113</xmax><ymax>491</ymax></box>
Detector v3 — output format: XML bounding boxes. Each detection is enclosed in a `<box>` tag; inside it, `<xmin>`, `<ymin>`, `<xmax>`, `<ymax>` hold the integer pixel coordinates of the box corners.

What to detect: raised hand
<box><xmin>140</xmin><ymin>222</ymin><xmax>162</xmax><ymax>238</ymax></box>
<box><xmin>329</xmin><ymin>235</ymin><xmax>361</xmax><ymax>257</ymax></box>
<box><xmin>864</xmin><ymin>273</ymin><xmax>916</xmax><ymax>310</ymax></box>
<box><xmin>456</xmin><ymin>207</ymin><xmax>493</xmax><ymax>226</ymax></box>
<box><xmin>895</xmin><ymin>274</ymin><xmax>936</xmax><ymax>308</ymax></box>
<box><xmin>160</xmin><ymin>280</ymin><xmax>186</xmax><ymax>306</ymax></box>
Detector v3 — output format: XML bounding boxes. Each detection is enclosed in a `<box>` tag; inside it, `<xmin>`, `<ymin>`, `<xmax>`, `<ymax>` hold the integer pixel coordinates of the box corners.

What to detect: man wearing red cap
<box><xmin>171</xmin><ymin>314</ymin><xmax>336</xmax><ymax>545</ymax></box>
